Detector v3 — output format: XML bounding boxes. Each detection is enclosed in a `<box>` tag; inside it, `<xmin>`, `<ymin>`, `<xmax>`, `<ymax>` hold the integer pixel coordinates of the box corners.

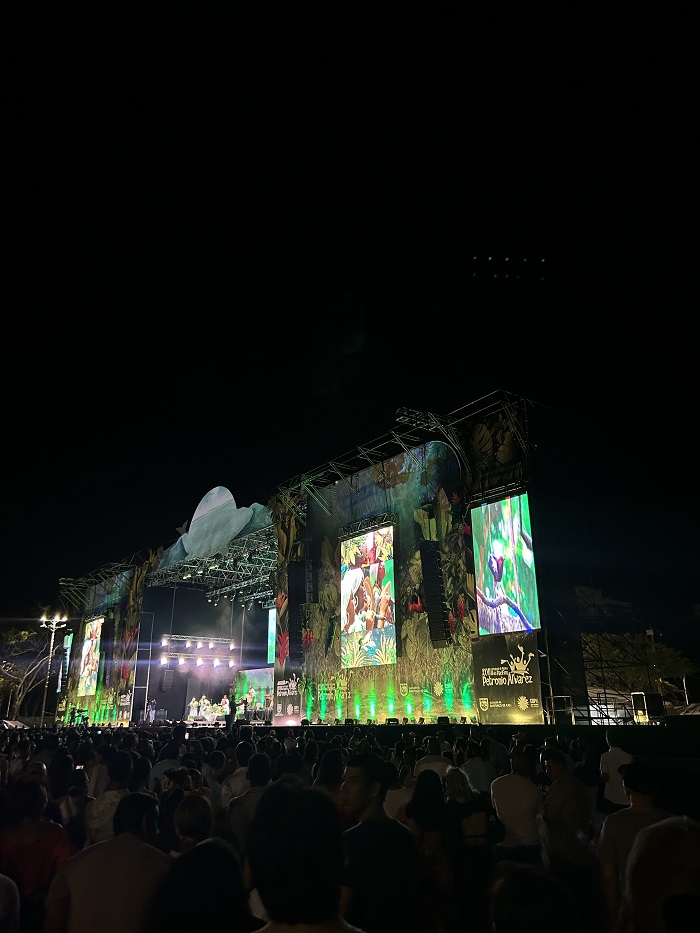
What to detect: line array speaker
<box><xmin>287</xmin><ymin>602</ymin><xmax>304</xmax><ymax>666</ymax></box>
<box><xmin>288</xmin><ymin>560</ymin><xmax>319</xmax><ymax>605</ymax></box>
<box><xmin>159</xmin><ymin>669</ymin><xmax>174</xmax><ymax>692</ymax></box>
<box><xmin>420</xmin><ymin>540</ymin><xmax>452</xmax><ymax>648</ymax></box>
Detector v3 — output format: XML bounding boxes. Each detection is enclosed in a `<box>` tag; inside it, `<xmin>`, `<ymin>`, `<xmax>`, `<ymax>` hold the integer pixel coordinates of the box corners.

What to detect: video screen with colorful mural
<box><xmin>77</xmin><ymin>617</ymin><xmax>103</xmax><ymax>696</ymax></box>
<box><xmin>472</xmin><ymin>492</ymin><xmax>541</xmax><ymax>635</ymax></box>
<box><xmin>340</xmin><ymin>523</ymin><xmax>397</xmax><ymax>669</ymax></box>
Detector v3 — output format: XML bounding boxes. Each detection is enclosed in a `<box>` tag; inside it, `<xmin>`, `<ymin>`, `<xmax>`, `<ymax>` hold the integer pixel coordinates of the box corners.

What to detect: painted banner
<box><xmin>472</xmin><ymin>631</ymin><xmax>544</xmax><ymax>725</ymax></box>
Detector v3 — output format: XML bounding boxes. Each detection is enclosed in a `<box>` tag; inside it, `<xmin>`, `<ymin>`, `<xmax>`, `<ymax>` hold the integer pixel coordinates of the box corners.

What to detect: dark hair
<box><xmin>346</xmin><ymin>751</ymin><xmax>388</xmax><ymax>800</ymax></box>
<box><xmin>541</xmin><ymin>749</ymin><xmax>567</xmax><ymax>769</ymax></box>
<box><xmin>128</xmin><ymin>754</ymin><xmax>152</xmax><ymax>792</ymax></box>
<box><xmin>235</xmin><ymin>740</ymin><xmax>255</xmax><ymax>766</ymax></box>
<box><xmin>174</xmin><ymin>793</ymin><xmax>213</xmax><ymax>843</ymax></box>
<box><xmin>113</xmin><ymin>792</ymin><xmax>159</xmax><ymax>836</ymax></box>
<box><xmin>247</xmin><ymin>752</ymin><xmax>272</xmax><ymax>786</ymax></box>
<box><xmin>315</xmin><ymin>747</ymin><xmax>345</xmax><ymax>787</ymax></box>
<box><xmin>6</xmin><ymin>775</ymin><xmax>48</xmax><ymax>819</ymax></box>
<box><xmin>404</xmin><ymin>768</ymin><xmax>446</xmax><ymax>831</ymax></box>
<box><xmin>247</xmin><ymin>782</ymin><xmax>344</xmax><ymax>923</ymax></box>
<box><xmin>107</xmin><ymin>749</ymin><xmax>134</xmax><ymax>783</ymax></box>
<box><xmin>144</xmin><ymin>837</ymin><xmax>255</xmax><ymax>932</ymax></box>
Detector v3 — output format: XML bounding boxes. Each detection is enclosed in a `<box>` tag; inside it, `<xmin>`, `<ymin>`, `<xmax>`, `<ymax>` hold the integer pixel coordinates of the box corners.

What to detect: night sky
<box><xmin>4</xmin><ymin>10</ymin><xmax>696</xmax><ymax>684</ymax></box>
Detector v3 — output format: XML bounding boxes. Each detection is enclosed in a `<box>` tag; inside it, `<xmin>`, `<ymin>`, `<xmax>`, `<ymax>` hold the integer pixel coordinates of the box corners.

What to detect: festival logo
<box><xmin>502</xmin><ymin>645</ymin><xmax>534</xmax><ymax>675</ymax></box>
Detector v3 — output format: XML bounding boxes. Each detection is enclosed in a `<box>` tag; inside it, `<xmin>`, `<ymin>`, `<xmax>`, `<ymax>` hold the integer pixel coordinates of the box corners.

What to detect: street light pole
<box><xmin>40</xmin><ymin>613</ymin><xmax>67</xmax><ymax>729</ymax></box>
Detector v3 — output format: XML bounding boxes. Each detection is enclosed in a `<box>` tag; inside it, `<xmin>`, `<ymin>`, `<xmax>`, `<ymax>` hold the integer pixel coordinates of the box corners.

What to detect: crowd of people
<box><xmin>0</xmin><ymin>720</ymin><xmax>698</xmax><ymax>933</ymax></box>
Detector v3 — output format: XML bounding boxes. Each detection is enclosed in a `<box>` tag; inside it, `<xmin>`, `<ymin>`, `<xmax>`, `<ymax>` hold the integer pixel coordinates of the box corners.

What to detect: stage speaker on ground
<box><xmin>437</xmin><ymin>716</ymin><xmax>450</xmax><ymax>726</ymax></box>
<box><xmin>301</xmin><ymin>719</ymin><xmax>310</xmax><ymax>727</ymax></box>
<box><xmin>159</xmin><ymin>669</ymin><xmax>174</xmax><ymax>692</ymax></box>
<box><xmin>386</xmin><ymin>717</ymin><xmax>399</xmax><ymax>725</ymax></box>
<box><xmin>420</xmin><ymin>540</ymin><xmax>452</xmax><ymax>648</ymax></box>
<box><xmin>344</xmin><ymin>718</ymin><xmax>354</xmax><ymax>726</ymax></box>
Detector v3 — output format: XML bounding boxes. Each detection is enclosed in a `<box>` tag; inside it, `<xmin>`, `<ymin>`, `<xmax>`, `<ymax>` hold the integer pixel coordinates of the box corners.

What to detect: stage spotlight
<box><xmin>160</xmin><ymin>656</ymin><xmax>167</xmax><ymax>665</ymax></box>
<box><xmin>178</xmin><ymin>658</ymin><xmax>185</xmax><ymax>666</ymax></box>
<box><xmin>196</xmin><ymin>658</ymin><xmax>203</xmax><ymax>666</ymax></box>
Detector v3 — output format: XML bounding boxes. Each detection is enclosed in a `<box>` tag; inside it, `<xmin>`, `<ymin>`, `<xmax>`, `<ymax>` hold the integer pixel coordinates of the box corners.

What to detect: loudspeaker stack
<box><xmin>420</xmin><ymin>540</ymin><xmax>452</xmax><ymax>648</ymax></box>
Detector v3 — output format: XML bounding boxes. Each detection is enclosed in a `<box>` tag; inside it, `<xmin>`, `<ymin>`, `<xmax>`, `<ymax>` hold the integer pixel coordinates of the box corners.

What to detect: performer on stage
<box><xmin>188</xmin><ymin>696</ymin><xmax>199</xmax><ymax>719</ymax></box>
<box><xmin>199</xmin><ymin>695</ymin><xmax>211</xmax><ymax>718</ymax></box>
<box><xmin>221</xmin><ymin>695</ymin><xmax>230</xmax><ymax>717</ymax></box>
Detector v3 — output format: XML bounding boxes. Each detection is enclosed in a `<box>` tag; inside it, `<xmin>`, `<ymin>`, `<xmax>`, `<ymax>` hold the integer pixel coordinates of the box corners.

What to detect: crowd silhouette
<box><xmin>0</xmin><ymin>721</ymin><xmax>698</xmax><ymax>933</ymax></box>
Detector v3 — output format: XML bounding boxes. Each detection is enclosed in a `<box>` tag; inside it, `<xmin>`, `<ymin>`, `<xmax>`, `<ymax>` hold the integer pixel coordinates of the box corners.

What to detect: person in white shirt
<box><xmin>490</xmin><ymin>750</ymin><xmax>544</xmax><ymax>865</ymax></box>
<box><xmin>219</xmin><ymin>740</ymin><xmax>254</xmax><ymax>811</ymax></box>
<box><xmin>413</xmin><ymin>736</ymin><xmax>452</xmax><ymax>781</ymax></box>
<box><xmin>599</xmin><ymin>729</ymin><xmax>633</xmax><ymax>814</ymax></box>
<box><xmin>460</xmin><ymin>739</ymin><xmax>497</xmax><ymax>795</ymax></box>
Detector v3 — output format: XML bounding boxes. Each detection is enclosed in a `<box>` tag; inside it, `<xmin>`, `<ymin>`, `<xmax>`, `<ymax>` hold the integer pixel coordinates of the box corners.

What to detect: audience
<box><xmin>246</xmin><ymin>778</ymin><xmax>366</xmax><ymax>932</ymax></box>
<box><xmin>141</xmin><ymin>836</ymin><xmax>264</xmax><ymax>933</ymax></box>
<box><xmin>541</xmin><ymin>748</ymin><xmax>605</xmax><ymax>928</ymax></box>
<box><xmin>340</xmin><ymin>751</ymin><xmax>421</xmax><ymax>932</ymax></box>
<box><xmin>490</xmin><ymin>748</ymin><xmax>544</xmax><ymax>865</ymax></box>
<box><xmin>0</xmin><ymin>720</ymin><xmax>694</xmax><ymax>933</ymax></box>
<box><xmin>43</xmin><ymin>792</ymin><xmax>172</xmax><ymax>933</ymax></box>
<box><xmin>0</xmin><ymin>776</ymin><xmax>75</xmax><ymax>933</ymax></box>
<box><xmin>596</xmin><ymin>759</ymin><xmax>673</xmax><ymax>929</ymax></box>
<box><xmin>620</xmin><ymin>815</ymin><xmax>700</xmax><ymax>933</ymax></box>
<box><xmin>83</xmin><ymin>749</ymin><xmax>133</xmax><ymax>847</ymax></box>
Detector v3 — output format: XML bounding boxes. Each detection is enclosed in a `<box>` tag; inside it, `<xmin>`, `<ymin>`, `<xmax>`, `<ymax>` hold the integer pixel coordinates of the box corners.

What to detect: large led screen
<box><xmin>472</xmin><ymin>493</ymin><xmax>541</xmax><ymax>636</ymax></box>
<box><xmin>340</xmin><ymin>524</ymin><xmax>397</xmax><ymax>669</ymax></box>
<box><xmin>234</xmin><ymin>666</ymin><xmax>274</xmax><ymax>716</ymax></box>
<box><xmin>77</xmin><ymin>617</ymin><xmax>103</xmax><ymax>696</ymax></box>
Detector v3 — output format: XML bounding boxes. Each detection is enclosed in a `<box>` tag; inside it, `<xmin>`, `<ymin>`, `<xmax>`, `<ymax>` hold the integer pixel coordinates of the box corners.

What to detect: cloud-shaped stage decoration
<box><xmin>158</xmin><ymin>487</ymin><xmax>271</xmax><ymax>569</ymax></box>
<box><xmin>181</xmin><ymin>487</ymin><xmax>254</xmax><ymax>558</ymax></box>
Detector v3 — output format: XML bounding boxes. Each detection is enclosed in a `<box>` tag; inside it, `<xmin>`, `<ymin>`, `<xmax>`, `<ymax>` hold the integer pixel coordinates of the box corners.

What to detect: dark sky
<box><xmin>3</xmin><ymin>10</ymin><xmax>696</xmax><ymax>673</ymax></box>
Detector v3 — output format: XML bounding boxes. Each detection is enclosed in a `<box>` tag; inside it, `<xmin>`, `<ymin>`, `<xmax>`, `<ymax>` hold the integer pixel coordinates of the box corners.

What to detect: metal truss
<box><xmin>339</xmin><ymin>513</ymin><xmax>398</xmax><ymax>540</ymax></box>
<box><xmin>145</xmin><ymin>524</ymin><xmax>278</xmax><ymax>602</ymax></box>
<box><xmin>60</xmin><ymin>390</ymin><xmax>530</xmax><ymax>609</ymax></box>
<box><xmin>276</xmin><ymin>389</ymin><xmax>529</xmax><ymax>525</ymax></box>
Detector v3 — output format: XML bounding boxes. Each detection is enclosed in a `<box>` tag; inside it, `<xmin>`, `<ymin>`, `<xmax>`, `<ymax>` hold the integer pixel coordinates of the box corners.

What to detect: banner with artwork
<box><xmin>471</xmin><ymin>631</ymin><xmax>544</xmax><ymax>725</ymax></box>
